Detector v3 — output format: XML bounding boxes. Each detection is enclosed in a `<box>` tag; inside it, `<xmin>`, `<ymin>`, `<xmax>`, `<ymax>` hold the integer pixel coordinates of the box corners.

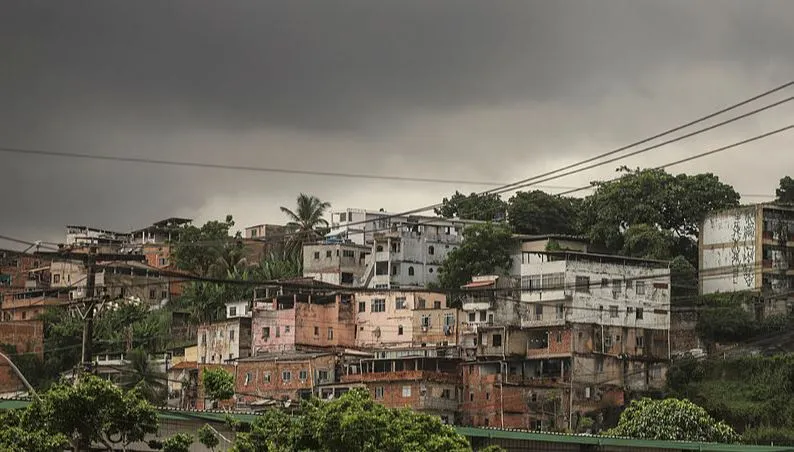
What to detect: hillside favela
<box><xmin>4</xmin><ymin>2</ymin><xmax>794</xmax><ymax>452</ymax></box>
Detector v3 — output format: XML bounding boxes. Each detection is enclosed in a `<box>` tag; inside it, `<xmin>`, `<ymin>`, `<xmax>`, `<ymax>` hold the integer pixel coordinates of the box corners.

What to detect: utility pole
<box><xmin>35</xmin><ymin>249</ymin><xmax>146</xmax><ymax>376</ymax></box>
<box><xmin>80</xmin><ymin>249</ymin><xmax>97</xmax><ymax>372</ymax></box>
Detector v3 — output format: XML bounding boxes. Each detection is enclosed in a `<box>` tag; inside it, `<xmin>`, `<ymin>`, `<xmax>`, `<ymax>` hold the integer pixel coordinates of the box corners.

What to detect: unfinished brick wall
<box><xmin>0</xmin><ymin>320</ymin><xmax>44</xmax><ymax>394</ymax></box>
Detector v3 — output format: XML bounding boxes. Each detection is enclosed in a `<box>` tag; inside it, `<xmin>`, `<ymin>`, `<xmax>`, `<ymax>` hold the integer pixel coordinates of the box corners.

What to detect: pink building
<box><xmin>354</xmin><ymin>291</ymin><xmax>459</xmax><ymax>349</ymax></box>
<box><xmin>252</xmin><ymin>293</ymin><xmax>356</xmax><ymax>354</ymax></box>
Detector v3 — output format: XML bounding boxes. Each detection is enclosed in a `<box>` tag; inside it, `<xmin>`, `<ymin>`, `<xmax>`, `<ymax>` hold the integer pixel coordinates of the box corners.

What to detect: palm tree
<box><xmin>280</xmin><ymin>193</ymin><xmax>331</xmax><ymax>253</ymax></box>
<box><xmin>121</xmin><ymin>348</ymin><xmax>167</xmax><ymax>404</ymax></box>
<box><xmin>208</xmin><ymin>242</ymin><xmax>250</xmax><ymax>279</ymax></box>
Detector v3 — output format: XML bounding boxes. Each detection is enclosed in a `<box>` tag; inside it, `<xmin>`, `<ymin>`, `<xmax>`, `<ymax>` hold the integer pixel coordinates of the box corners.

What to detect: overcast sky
<box><xmin>2</xmin><ymin>0</ymin><xmax>794</xmax><ymax>246</ymax></box>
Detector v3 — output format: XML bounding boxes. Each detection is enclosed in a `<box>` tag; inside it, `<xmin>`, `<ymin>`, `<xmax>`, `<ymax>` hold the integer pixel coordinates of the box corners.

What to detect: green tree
<box><xmin>209</xmin><ymin>242</ymin><xmax>251</xmax><ymax>279</ymax></box>
<box><xmin>281</xmin><ymin>193</ymin><xmax>331</xmax><ymax>254</ymax></box>
<box><xmin>253</xmin><ymin>246</ymin><xmax>303</xmax><ymax>281</ymax></box>
<box><xmin>162</xmin><ymin>433</ymin><xmax>194</xmax><ymax>452</ymax></box>
<box><xmin>776</xmin><ymin>176</ymin><xmax>794</xmax><ymax>204</ymax></box>
<box><xmin>605</xmin><ymin>398</ymin><xmax>738</xmax><ymax>443</ymax></box>
<box><xmin>42</xmin><ymin>375</ymin><xmax>159</xmax><ymax>451</ymax></box>
<box><xmin>435</xmin><ymin>191</ymin><xmax>508</xmax><ymax>221</ymax></box>
<box><xmin>581</xmin><ymin>168</ymin><xmax>739</xmax><ymax>262</ymax></box>
<box><xmin>120</xmin><ymin>348</ymin><xmax>168</xmax><ymax>404</ymax></box>
<box><xmin>507</xmin><ymin>190</ymin><xmax>580</xmax><ymax>235</ymax></box>
<box><xmin>0</xmin><ymin>406</ymin><xmax>69</xmax><ymax>452</ymax></box>
<box><xmin>203</xmin><ymin>367</ymin><xmax>235</xmax><ymax>404</ymax></box>
<box><xmin>620</xmin><ymin>224</ymin><xmax>676</xmax><ymax>261</ymax></box>
<box><xmin>232</xmin><ymin>389</ymin><xmax>470</xmax><ymax>452</ymax></box>
<box><xmin>198</xmin><ymin>424</ymin><xmax>221</xmax><ymax>450</ymax></box>
<box><xmin>670</xmin><ymin>255</ymin><xmax>698</xmax><ymax>301</ymax></box>
<box><xmin>171</xmin><ymin>215</ymin><xmax>238</xmax><ymax>276</ymax></box>
<box><xmin>437</xmin><ymin>223</ymin><xmax>515</xmax><ymax>290</ymax></box>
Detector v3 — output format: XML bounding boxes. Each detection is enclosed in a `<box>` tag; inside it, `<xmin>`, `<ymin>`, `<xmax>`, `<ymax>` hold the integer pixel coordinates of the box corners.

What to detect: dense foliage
<box><xmin>437</xmin><ymin>223</ymin><xmax>514</xmax><ymax>290</ymax></box>
<box><xmin>777</xmin><ymin>176</ymin><xmax>794</xmax><ymax>204</ymax></box>
<box><xmin>435</xmin><ymin>191</ymin><xmax>508</xmax><ymax>222</ymax></box>
<box><xmin>0</xmin><ymin>375</ymin><xmax>159</xmax><ymax>451</ymax></box>
<box><xmin>202</xmin><ymin>367</ymin><xmax>235</xmax><ymax>402</ymax></box>
<box><xmin>230</xmin><ymin>389</ymin><xmax>471</xmax><ymax>452</ymax></box>
<box><xmin>605</xmin><ymin>397</ymin><xmax>738</xmax><ymax>443</ymax></box>
<box><xmin>507</xmin><ymin>190</ymin><xmax>581</xmax><ymax>235</ymax></box>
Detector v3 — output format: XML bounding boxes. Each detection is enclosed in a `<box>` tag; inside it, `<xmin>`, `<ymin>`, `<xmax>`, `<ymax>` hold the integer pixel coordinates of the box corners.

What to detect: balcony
<box><xmin>504</xmin><ymin>373</ymin><xmax>571</xmax><ymax>387</ymax></box>
<box><xmin>417</xmin><ymin>397</ymin><xmax>459</xmax><ymax>412</ymax></box>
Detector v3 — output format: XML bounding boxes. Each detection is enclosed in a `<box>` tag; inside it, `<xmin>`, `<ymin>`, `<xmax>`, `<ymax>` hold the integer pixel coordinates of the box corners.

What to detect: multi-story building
<box><xmin>1</xmin><ymin>249</ymin><xmax>59</xmax><ymax>321</ymax></box>
<box><xmin>197</xmin><ymin>317</ymin><xmax>253</xmax><ymax>364</ymax></box>
<box><xmin>65</xmin><ymin>225</ymin><xmax>131</xmax><ymax>250</ymax></box>
<box><xmin>252</xmin><ymin>293</ymin><xmax>356</xmax><ymax>354</ymax></box>
<box><xmin>326</xmin><ymin>208</ymin><xmax>481</xmax><ymax>289</ymax></box>
<box><xmin>459</xmin><ymin>250</ymin><xmax>671</xmax><ymax>430</ymax></box>
<box><xmin>354</xmin><ymin>291</ymin><xmax>458</xmax><ymax>349</ymax></box>
<box><xmin>303</xmin><ymin>241</ymin><xmax>371</xmax><ymax>286</ymax></box>
<box><xmin>244</xmin><ymin>224</ymin><xmax>287</xmax><ymax>240</ymax></box>
<box><xmin>700</xmin><ymin>203</ymin><xmax>794</xmax><ymax>316</ymax></box>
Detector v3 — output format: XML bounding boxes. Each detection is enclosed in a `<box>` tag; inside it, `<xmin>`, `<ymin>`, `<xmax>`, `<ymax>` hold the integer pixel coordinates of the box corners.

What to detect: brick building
<box><xmin>0</xmin><ymin>320</ymin><xmax>44</xmax><ymax>395</ymax></box>
<box><xmin>198</xmin><ymin>317</ymin><xmax>253</xmax><ymax>364</ymax></box>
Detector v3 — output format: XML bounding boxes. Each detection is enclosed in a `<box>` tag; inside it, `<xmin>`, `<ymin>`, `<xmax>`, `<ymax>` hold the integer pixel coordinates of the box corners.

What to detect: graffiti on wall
<box><xmin>730</xmin><ymin>210</ymin><xmax>756</xmax><ymax>287</ymax></box>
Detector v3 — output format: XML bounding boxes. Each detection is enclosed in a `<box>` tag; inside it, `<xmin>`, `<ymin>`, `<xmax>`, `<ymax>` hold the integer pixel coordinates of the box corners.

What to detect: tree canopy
<box><xmin>203</xmin><ymin>367</ymin><xmax>235</xmax><ymax>403</ymax></box>
<box><xmin>230</xmin><ymin>389</ymin><xmax>471</xmax><ymax>452</ymax></box>
<box><xmin>281</xmin><ymin>193</ymin><xmax>331</xmax><ymax>253</ymax></box>
<box><xmin>605</xmin><ymin>397</ymin><xmax>738</xmax><ymax>443</ymax></box>
<box><xmin>437</xmin><ymin>223</ymin><xmax>515</xmax><ymax>290</ymax></box>
<box><xmin>0</xmin><ymin>374</ymin><xmax>159</xmax><ymax>452</ymax></box>
<box><xmin>435</xmin><ymin>191</ymin><xmax>507</xmax><ymax>222</ymax></box>
<box><xmin>507</xmin><ymin>190</ymin><xmax>580</xmax><ymax>236</ymax></box>
<box><xmin>777</xmin><ymin>176</ymin><xmax>794</xmax><ymax>204</ymax></box>
<box><xmin>171</xmin><ymin>215</ymin><xmax>239</xmax><ymax>276</ymax></box>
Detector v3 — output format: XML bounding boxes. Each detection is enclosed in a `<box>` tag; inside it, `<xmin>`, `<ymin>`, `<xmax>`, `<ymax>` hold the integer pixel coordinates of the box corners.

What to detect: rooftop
<box><xmin>238</xmin><ymin>351</ymin><xmax>334</xmax><ymax>362</ymax></box>
<box><xmin>529</xmin><ymin>250</ymin><xmax>670</xmax><ymax>268</ymax></box>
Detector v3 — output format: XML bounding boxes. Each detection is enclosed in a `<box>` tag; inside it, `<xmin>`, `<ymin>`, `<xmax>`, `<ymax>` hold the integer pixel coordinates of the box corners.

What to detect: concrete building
<box><xmin>251</xmin><ymin>293</ymin><xmax>356</xmax><ymax>354</ymax></box>
<box><xmin>459</xmin><ymin>250</ymin><xmax>671</xmax><ymax>430</ymax></box>
<box><xmin>302</xmin><ymin>241</ymin><xmax>370</xmax><ymax>286</ymax></box>
<box><xmin>197</xmin><ymin>317</ymin><xmax>253</xmax><ymax>364</ymax></box>
<box><xmin>354</xmin><ymin>291</ymin><xmax>458</xmax><ymax>349</ymax></box>
<box><xmin>65</xmin><ymin>225</ymin><xmax>131</xmax><ymax>249</ymax></box>
<box><xmin>244</xmin><ymin>224</ymin><xmax>286</xmax><ymax>240</ymax></box>
<box><xmin>700</xmin><ymin>203</ymin><xmax>794</xmax><ymax>316</ymax></box>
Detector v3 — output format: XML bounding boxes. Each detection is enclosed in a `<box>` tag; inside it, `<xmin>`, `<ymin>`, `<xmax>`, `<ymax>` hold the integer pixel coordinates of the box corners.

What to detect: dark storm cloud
<box><xmin>1</xmin><ymin>0</ymin><xmax>793</xmax><ymax>244</ymax></box>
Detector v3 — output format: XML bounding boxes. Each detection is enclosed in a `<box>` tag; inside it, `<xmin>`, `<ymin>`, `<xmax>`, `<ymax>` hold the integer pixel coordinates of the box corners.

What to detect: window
<box><xmin>428</xmin><ymin>246</ymin><xmax>435</xmax><ymax>255</ymax></box>
<box><xmin>601</xmin><ymin>278</ymin><xmax>609</xmax><ymax>288</ymax></box>
<box><xmin>244</xmin><ymin>372</ymin><xmax>251</xmax><ymax>386</ymax></box>
<box><xmin>596</xmin><ymin>357</ymin><xmax>604</xmax><ymax>373</ymax></box>
<box><xmin>262</xmin><ymin>327</ymin><xmax>270</xmax><ymax>339</ymax></box>
<box><xmin>479</xmin><ymin>311</ymin><xmax>487</xmax><ymax>322</ymax></box>
<box><xmin>468</xmin><ymin>312</ymin><xmax>475</xmax><ymax>322</ymax></box>
<box><xmin>285</xmin><ymin>325</ymin><xmax>291</xmax><ymax>333</ymax></box>
<box><xmin>444</xmin><ymin>313</ymin><xmax>455</xmax><ymax>326</ymax></box>
<box><xmin>282</xmin><ymin>371</ymin><xmax>291</xmax><ymax>382</ymax></box>
<box><xmin>556</xmin><ymin>304</ymin><xmax>564</xmax><ymax>319</ymax></box>
<box><xmin>575</xmin><ymin>276</ymin><xmax>590</xmax><ymax>293</ymax></box>
<box><xmin>604</xmin><ymin>335</ymin><xmax>612</xmax><ymax>348</ymax></box>
<box><xmin>275</xmin><ymin>326</ymin><xmax>280</xmax><ymax>338</ymax></box>
<box><xmin>421</xmin><ymin>315</ymin><xmax>431</xmax><ymax>328</ymax></box>
<box><xmin>612</xmin><ymin>279</ymin><xmax>622</xmax><ymax>298</ymax></box>
<box><xmin>159</xmin><ymin>257</ymin><xmax>167</xmax><ymax>266</ymax></box>
<box><xmin>53</xmin><ymin>274</ymin><xmax>61</xmax><ymax>284</ymax></box>
<box><xmin>417</xmin><ymin>298</ymin><xmax>426</xmax><ymax>309</ymax></box>
<box><xmin>636</xmin><ymin>281</ymin><xmax>646</xmax><ymax>295</ymax></box>
<box><xmin>149</xmin><ymin>288</ymin><xmax>156</xmax><ymax>299</ymax></box>
<box><xmin>636</xmin><ymin>336</ymin><xmax>645</xmax><ymax>348</ymax></box>
<box><xmin>650</xmin><ymin>365</ymin><xmax>661</xmax><ymax>380</ymax></box>
<box><xmin>402</xmin><ymin>386</ymin><xmax>412</xmax><ymax>397</ymax></box>
<box><xmin>534</xmin><ymin>304</ymin><xmax>543</xmax><ymax>320</ymax></box>
<box><xmin>625</xmin><ymin>279</ymin><xmax>633</xmax><ymax>289</ymax></box>
<box><xmin>372</xmin><ymin>298</ymin><xmax>386</xmax><ymax>312</ymax></box>
<box><xmin>398</xmin><ymin>325</ymin><xmax>404</xmax><ymax>335</ymax></box>
<box><xmin>522</xmin><ymin>275</ymin><xmax>542</xmax><ymax>291</ymax></box>
<box><xmin>609</xmin><ymin>305</ymin><xmax>619</xmax><ymax>318</ymax></box>
<box><xmin>375</xmin><ymin>387</ymin><xmax>384</xmax><ymax>399</ymax></box>
<box><xmin>492</xmin><ymin>334</ymin><xmax>502</xmax><ymax>347</ymax></box>
<box><xmin>486</xmin><ymin>392</ymin><xmax>491</xmax><ymax>400</ymax></box>
<box><xmin>327</xmin><ymin>327</ymin><xmax>334</xmax><ymax>340</ymax></box>
<box><xmin>299</xmin><ymin>370</ymin><xmax>308</xmax><ymax>380</ymax></box>
<box><xmin>318</xmin><ymin>370</ymin><xmax>329</xmax><ymax>382</ymax></box>
<box><xmin>358</xmin><ymin>301</ymin><xmax>366</xmax><ymax>312</ymax></box>
<box><xmin>201</xmin><ymin>333</ymin><xmax>207</xmax><ymax>345</ymax></box>
<box><xmin>326</xmin><ymin>250</ymin><xmax>332</xmax><ymax>258</ymax></box>
<box><xmin>434</xmin><ymin>300</ymin><xmax>442</xmax><ymax>309</ymax></box>
<box><xmin>263</xmin><ymin>372</ymin><xmax>271</xmax><ymax>383</ymax></box>
<box><xmin>340</xmin><ymin>212</ymin><xmax>347</xmax><ymax>222</ymax></box>
<box><xmin>229</xmin><ymin>329</ymin><xmax>235</xmax><ymax>341</ymax></box>
<box><xmin>543</xmin><ymin>273</ymin><xmax>565</xmax><ymax>290</ymax></box>
<box><xmin>314</xmin><ymin>326</ymin><xmax>319</xmax><ymax>336</ymax></box>
<box><xmin>391</xmin><ymin>265</ymin><xmax>398</xmax><ymax>276</ymax></box>
<box><xmin>395</xmin><ymin>297</ymin><xmax>407</xmax><ymax>310</ymax></box>
<box><xmin>314</xmin><ymin>252</ymin><xmax>320</xmax><ymax>260</ymax></box>
<box><xmin>636</xmin><ymin>308</ymin><xmax>644</xmax><ymax>320</ymax></box>
<box><xmin>556</xmin><ymin>331</ymin><xmax>563</xmax><ymax>343</ymax></box>
<box><xmin>341</xmin><ymin>272</ymin><xmax>354</xmax><ymax>284</ymax></box>
<box><xmin>21</xmin><ymin>312</ymin><xmax>26</xmax><ymax>320</ymax></box>
<box><xmin>408</xmin><ymin>266</ymin><xmax>414</xmax><ymax>276</ymax></box>
<box><xmin>229</xmin><ymin>306</ymin><xmax>237</xmax><ymax>317</ymax></box>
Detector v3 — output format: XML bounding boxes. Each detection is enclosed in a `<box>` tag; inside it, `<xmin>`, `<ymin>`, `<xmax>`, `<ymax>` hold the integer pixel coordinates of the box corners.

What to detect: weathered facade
<box><xmin>700</xmin><ymin>203</ymin><xmax>794</xmax><ymax>317</ymax></box>
<box><xmin>197</xmin><ymin>317</ymin><xmax>252</xmax><ymax>364</ymax></box>
<box><xmin>459</xmin><ymin>251</ymin><xmax>671</xmax><ymax>430</ymax></box>
<box><xmin>354</xmin><ymin>291</ymin><xmax>458</xmax><ymax>348</ymax></box>
<box><xmin>302</xmin><ymin>241</ymin><xmax>370</xmax><ymax>286</ymax></box>
<box><xmin>251</xmin><ymin>293</ymin><xmax>356</xmax><ymax>354</ymax></box>
<box><xmin>0</xmin><ymin>320</ymin><xmax>44</xmax><ymax>396</ymax></box>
